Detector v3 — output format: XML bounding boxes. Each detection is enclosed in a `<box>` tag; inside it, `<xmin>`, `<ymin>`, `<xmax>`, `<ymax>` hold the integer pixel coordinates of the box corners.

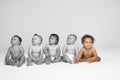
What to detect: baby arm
<box><xmin>55</xmin><ymin>46</ymin><xmax>61</xmax><ymax>58</ymax></box>
<box><xmin>43</xmin><ymin>45</ymin><xmax>49</xmax><ymax>57</ymax></box>
<box><xmin>88</xmin><ymin>48</ymin><xmax>98</xmax><ymax>61</ymax></box>
<box><xmin>62</xmin><ymin>45</ymin><xmax>67</xmax><ymax>56</ymax></box>
<box><xmin>28</xmin><ymin>47</ymin><xmax>36</xmax><ymax>61</ymax></box>
<box><xmin>16</xmin><ymin>46</ymin><xmax>24</xmax><ymax>60</ymax></box>
<box><xmin>5</xmin><ymin>47</ymin><xmax>11</xmax><ymax>64</ymax></box>
<box><xmin>75</xmin><ymin>46</ymin><xmax>79</xmax><ymax>57</ymax></box>
<box><xmin>74</xmin><ymin>48</ymin><xmax>83</xmax><ymax>64</ymax></box>
<box><xmin>37</xmin><ymin>48</ymin><xmax>43</xmax><ymax>61</ymax></box>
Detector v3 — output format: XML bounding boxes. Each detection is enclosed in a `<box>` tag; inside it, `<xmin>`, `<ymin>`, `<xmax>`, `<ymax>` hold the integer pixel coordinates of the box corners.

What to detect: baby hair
<box><xmin>68</xmin><ymin>34</ymin><xmax>77</xmax><ymax>41</ymax></box>
<box><xmin>33</xmin><ymin>34</ymin><xmax>43</xmax><ymax>43</ymax></box>
<box><xmin>49</xmin><ymin>34</ymin><xmax>59</xmax><ymax>44</ymax></box>
<box><xmin>81</xmin><ymin>34</ymin><xmax>95</xmax><ymax>43</ymax></box>
<box><xmin>12</xmin><ymin>35</ymin><xmax>22</xmax><ymax>45</ymax></box>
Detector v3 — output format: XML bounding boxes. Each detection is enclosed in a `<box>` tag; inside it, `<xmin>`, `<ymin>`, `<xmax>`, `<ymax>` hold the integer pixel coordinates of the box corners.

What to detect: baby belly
<box><xmin>31</xmin><ymin>52</ymin><xmax>40</xmax><ymax>58</ymax></box>
<box><xmin>11</xmin><ymin>53</ymin><xmax>19</xmax><ymax>59</ymax></box>
<box><xmin>84</xmin><ymin>55</ymin><xmax>92</xmax><ymax>59</ymax></box>
<box><xmin>49</xmin><ymin>51</ymin><xmax>56</xmax><ymax>57</ymax></box>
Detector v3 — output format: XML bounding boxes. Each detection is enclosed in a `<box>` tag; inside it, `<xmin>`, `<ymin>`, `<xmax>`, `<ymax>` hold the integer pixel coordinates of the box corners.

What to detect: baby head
<box><xmin>49</xmin><ymin>34</ymin><xmax>59</xmax><ymax>45</ymax></box>
<box><xmin>67</xmin><ymin>34</ymin><xmax>77</xmax><ymax>44</ymax></box>
<box><xmin>11</xmin><ymin>35</ymin><xmax>22</xmax><ymax>45</ymax></box>
<box><xmin>81</xmin><ymin>34</ymin><xmax>94</xmax><ymax>49</ymax></box>
<box><xmin>32</xmin><ymin>34</ymin><xmax>43</xmax><ymax>45</ymax></box>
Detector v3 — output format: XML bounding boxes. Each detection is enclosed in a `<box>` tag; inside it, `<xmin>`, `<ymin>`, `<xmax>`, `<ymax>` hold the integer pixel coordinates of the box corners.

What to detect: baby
<box><xmin>74</xmin><ymin>34</ymin><xmax>101</xmax><ymax>63</ymax></box>
<box><xmin>62</xmin><ymin>34</ymin><xmax>78</xmax><ymax>64</ymax></box>
<box><xmin>27</xmin><ymin>34</ymin><xmax>44</xmax><ymax>66</ymax></box>
<box><xmin>5</xmin><ymin>35</ymin><xmax>25</xmax><ymax>67</ymax></box>
<box><xmin>44</xmin><ymin>34</ymin><xmax>61</xmax><ymax>64</ymax></box>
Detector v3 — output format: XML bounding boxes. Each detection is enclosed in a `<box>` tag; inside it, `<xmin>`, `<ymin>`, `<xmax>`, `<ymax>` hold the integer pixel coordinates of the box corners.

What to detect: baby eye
<box><xmin>89</xmin><ymin>42</ymin><xmax>92</xmax><ymax>43</ymax></box>
<box><xmin>50</xmin><ymin>38</ymin><xmax>53</xmax><ymax>40</ymax></box>
<box><xmin>68</xmin><ymin>38</ymin><xmax>71</xmax><ymax>40</ymax></box>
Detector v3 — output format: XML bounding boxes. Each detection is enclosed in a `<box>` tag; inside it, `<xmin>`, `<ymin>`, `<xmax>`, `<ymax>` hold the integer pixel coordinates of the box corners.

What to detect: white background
<box><xmin>0</xmin><ymin>0</ymin><xmax>120</xmax><ymax>80</ymax></box>
<box><xmin>1</xmin><ymin>0</ymin><xmax>120</xmax><ymax>51</ymax></box>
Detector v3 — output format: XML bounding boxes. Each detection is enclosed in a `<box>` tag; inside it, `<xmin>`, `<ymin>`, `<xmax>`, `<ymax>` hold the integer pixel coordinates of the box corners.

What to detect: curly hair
<box><xmin>81</xmin><ymin>34</ymin><xmax>94</xmax><ymax>43</ymax></box>
<box><xmin>49</xmin><ymin>34</ymin><xmax>59</xmax><ymax>44</ymax></box>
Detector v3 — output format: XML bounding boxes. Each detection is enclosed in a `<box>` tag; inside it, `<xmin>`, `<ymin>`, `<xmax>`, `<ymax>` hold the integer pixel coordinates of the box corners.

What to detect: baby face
<box><xmin>11</xmin><ymin>37</ymin><xmax>20</xmax><ymax>45</ymax></box>
<box><xmin>49</xmin><ymin>36</ymin><xmax>57</xmax><ymax>45</ymax></box>
<box><xmin>67</xmin><ymin>35</ymin><xmax>76</xmax><ymax>44</ymax></box>
<box><xmin>83</xmin><ymin>38</ymin><xmax>93</xmax><ymax>49</ymax></box>
<box><xmin>32</xmin><ymin>36</ymin><xmax>42</xmax><ymax>45</ymax></box>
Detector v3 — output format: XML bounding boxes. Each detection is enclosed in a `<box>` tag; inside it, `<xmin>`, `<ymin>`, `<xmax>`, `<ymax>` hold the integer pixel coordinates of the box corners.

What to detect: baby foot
<box><xmin>27</xmin><ymin>63</ymin><xmax>33</xmax><ymax>66</ymax></box>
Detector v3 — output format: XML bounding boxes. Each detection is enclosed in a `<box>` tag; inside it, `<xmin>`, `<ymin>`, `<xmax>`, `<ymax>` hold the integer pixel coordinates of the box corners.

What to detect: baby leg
<box><xmin>84</xmin><ymin>56</ymin><xmax>101</xmax><ymax>62</ymax></box>
<box><xmin>5</xmin><ymin>59</ymin><xmax>17</xmax><ymax>66</ymax></box>
<box><xmin>27</xmin><ymin>57</ymin><xmax>33</xmax><ymax>66</ymax></box>
<box><xmin>34</xmin><ymin>58</ymin><xmax>45</xmax><ymax>65</ymax></box>
<box><xmin>52</xmin><ymin>56</ymin><xmax>62</xmax><ymax>63</ymax></box>
<box><xmin>79</xmin><ymin>58</ymin><xmax>84</xmax><ymax>62</ymax></box>
<box><xmin>45</xmin><ymin>56</ymin><xmax>51</xmax><ymax>65</ymax></box>
<box><xmin>92</xmin><ymin>56</ymin><xmax>101</xmax><ymax>62</ymax></box>
<box><xmin>62</xmin><ymin>55</ymin><xmax>72</xmax><ymax>64</ymax></box>
<box><xmin>17</xmin><ymin>56</ymin><xmax>25</xmax><ymax>67</ymax></box>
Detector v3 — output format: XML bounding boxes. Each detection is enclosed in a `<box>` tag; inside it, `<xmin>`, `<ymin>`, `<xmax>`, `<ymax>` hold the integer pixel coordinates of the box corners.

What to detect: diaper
<box><xmin>66</xmin><ymin>53</ymin><xmax>75</xmax><ymax>62</ymax></box>
<box><xmin>51</xmin><ymin>56</ymin><xmax>55</xmax><ymax>60</ymax></box>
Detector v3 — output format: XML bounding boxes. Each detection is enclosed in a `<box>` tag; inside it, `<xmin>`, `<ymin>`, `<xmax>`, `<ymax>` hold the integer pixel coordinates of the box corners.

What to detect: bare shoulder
<box><xmin>28</xmin><ymin>45</ymin><xmax>33</xmax><ymax>51</ymax></box>
<box><xmin>19</xmin><ymin>45</ymin><xmax>23</xmax><ymax>49</ymax></box>
<box><xmin>19</xmin><ymin>45</ymin><xmax>24</xmax><ymax>51</ymax></box>
<box><xmin>38</xmin><ymin>45</ymin><xmax>42</xmax><ymax>50</ymax></box>
<box><xmin>79</xmin><ymin>47</ymin><xmax>84</xmax><ymax>52</ymax></box>
<box><xmin>91</xmin><ymin>47</ymin><xmax>96</xmax><ymax>52</ymax></box>
<box><xmin>8</xmin><ymin>46</ymin><xmax>12</xmax><ymax>51</ymax></box>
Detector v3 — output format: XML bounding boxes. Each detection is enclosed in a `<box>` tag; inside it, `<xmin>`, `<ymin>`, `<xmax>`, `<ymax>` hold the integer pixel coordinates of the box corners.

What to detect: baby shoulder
<box><xmin>19</xmin><ymin>45</ymin><xmax>24</xmax><ymax>51</ymax></box>
<box><xmin>19</xmin><ymin>45</ymin><xmax>23</xmax><ymax>49</ymax></box>
<box><xmin>28</xmin><ymin>46</ymin><xmax>34</xmax><ymax>51</ymax></box>
<box><xmin>38</xmin><ymin>46</ymin><xmax>43</xmax><ymax>50</ymax></box>
<box><xmin>80</xmin><ymin>47</ymin><xmax>85</xmax><ymax>52</ymax></box>
<box><xmin>91</xmin><ymin>47</ymin><xmax>96</xmax><ymax>51</ymax></box>
<box><xmin>8</xmin><ymin>46</ymin><xmax>12</xmax><ymax>51</ymax></box>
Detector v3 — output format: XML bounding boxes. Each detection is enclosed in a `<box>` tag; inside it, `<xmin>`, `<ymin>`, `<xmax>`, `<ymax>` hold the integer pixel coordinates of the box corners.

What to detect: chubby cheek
<box><xmin>84</xmin><ymin>43</ymin><xmax>91</xmax><ymax>48</ymax></box>
<box><xmin>83</xmin><ymin>43</ymin><xmax>86</xmax><ymax>47</ymax></box>
<box><xmin>11</xmin><ymin>41</ymin><xmax>13</xmax><ymax>44</ymax></box>
<box><xmin>84</xmin><ymin>43</ymin><xmax>86</xmax><ymax>45</ymax></box>
<box><xmin>11</xmin><ymin>40</ymin><xmax>15</xmax><ymax>43</ymax></box>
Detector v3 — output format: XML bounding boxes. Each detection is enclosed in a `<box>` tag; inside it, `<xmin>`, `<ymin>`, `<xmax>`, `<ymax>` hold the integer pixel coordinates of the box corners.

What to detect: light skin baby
<box><xmin>27</xmin><ymin>34</ymin><xmax>44</xmax><ymax>66</ymax></box>
<box><xmin>5</xmin><ymin>35</ymin><xmax>25</xmax><ymax>67</ymax></box>
<box><xmin>74</xmin><ymin>34</ymin><xmax>101</xmax><ymax>64</ymax></box>
<box><xmin>44</xmin><ymin>34</ymin><xmax>61</xmax><ymax>65</ymax></box>
<box><xmin>62</xmin><ymin>34</ymin><xmax>78</xmax><ymax>64</ymax></box>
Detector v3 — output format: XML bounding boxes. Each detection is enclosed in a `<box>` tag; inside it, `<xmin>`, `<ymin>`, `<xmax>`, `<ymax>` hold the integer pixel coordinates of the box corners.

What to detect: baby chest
<box><xmin>32</xmin><ymin>46</ymin><xmax>42</xmax><ymax>53</ymax></box>
<box><xmin>83</xmin><ymin>52</ymin><xmax>93</xmax><ymax>57</ymax></box>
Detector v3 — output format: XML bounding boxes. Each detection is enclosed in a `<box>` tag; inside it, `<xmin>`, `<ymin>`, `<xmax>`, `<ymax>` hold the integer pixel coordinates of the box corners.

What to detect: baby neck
<box><xmin>12</xmin><ymin>44</ymin><xmax>20</xmax><ymax>47</ymax></box>
<box><xmin>33</xmin><ymin>44</ymin><xmax>40</xmax><ymax>46</ymax></box>
<box><xmin>67</xmin><ymin>43</ymin><xmax>75</xmax><ymax>45</ymax></box>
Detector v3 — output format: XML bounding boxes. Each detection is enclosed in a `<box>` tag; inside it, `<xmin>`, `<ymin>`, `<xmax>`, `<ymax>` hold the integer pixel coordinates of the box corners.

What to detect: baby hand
<box><xmin>74</xmin><ymin>61</ymin><xmax>79</xmax><ymax>64</ymax></box>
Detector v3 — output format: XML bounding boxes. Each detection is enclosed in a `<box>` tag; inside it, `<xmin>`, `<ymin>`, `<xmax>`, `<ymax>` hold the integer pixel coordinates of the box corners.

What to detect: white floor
<box><xmin>0</xmin><ymin>48</ymin><xmax>120</xmax><ymax>80</ymax></box>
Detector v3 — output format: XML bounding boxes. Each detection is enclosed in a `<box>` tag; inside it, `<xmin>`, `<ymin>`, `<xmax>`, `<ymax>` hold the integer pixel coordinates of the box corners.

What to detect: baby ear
<box><xmin>18</xmin><ymin>41</ymin><xmax>21</xmax><ymax>45</ymax></box>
